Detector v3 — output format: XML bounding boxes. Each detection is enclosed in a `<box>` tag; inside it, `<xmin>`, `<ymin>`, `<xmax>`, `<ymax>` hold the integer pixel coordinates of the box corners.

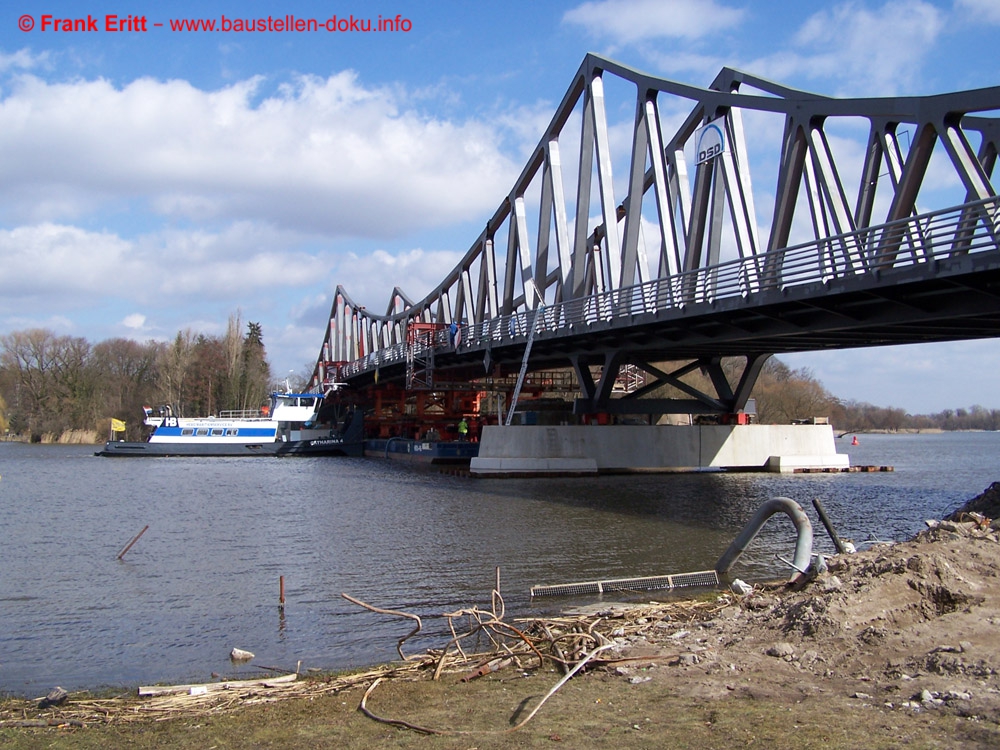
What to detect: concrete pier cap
<box><xmin>469</xmin><ymin>423</ymin><xmax>849</xmax><ymax>476</ymax></box>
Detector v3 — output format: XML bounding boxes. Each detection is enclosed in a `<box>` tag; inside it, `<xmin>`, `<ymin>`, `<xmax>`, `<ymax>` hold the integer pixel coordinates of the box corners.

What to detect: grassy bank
<box><xmin>1</xmin><ymin>666</ymin><xmax>988</xmax><ymax>749</ymax></box>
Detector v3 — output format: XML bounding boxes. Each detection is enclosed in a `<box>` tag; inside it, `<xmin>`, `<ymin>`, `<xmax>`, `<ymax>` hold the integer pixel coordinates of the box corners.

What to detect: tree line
<box><xmin>0</xmin><ymin>313</ymin><xmax>271</xmax><ymax>441</ymax></box>
<box><xmin>2</xmin><ymin>326</ymin><xmax>996</xmax><ymax>442</ymax></box>
<box><xmin>750</xmin><ymin>359</ymin><xmax>1000</xmax><ymax>433</ymax></box>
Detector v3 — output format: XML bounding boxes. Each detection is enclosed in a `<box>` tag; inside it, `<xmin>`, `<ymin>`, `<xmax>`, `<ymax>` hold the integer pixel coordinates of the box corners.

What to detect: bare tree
<box><xmin>223</xmin><ymin>311</ymin><xmax>245</xmax><ymax>411</ymax></box>
<box><xmin>157</xmin><ymin>331</ymin><xmax>196</xmax><ymax>416</ymax></box>
<box><xmin>0</xmin><ymin>330</ymin><xmax>91</xmax><ymax>436</ymax></box>
<box><xmin>753</xmin><ymin>365</ymin><xmax>838</xmax><ymax>424</ymax></box>
<box><xmin>91</xmin><ymin>338</ymin><xmax>163</xmax><ymax>437</ymax></box>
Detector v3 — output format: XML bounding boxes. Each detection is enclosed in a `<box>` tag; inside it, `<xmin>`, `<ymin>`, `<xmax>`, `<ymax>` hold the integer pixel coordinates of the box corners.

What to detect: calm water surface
<box><xmin>1</xmin><ymin>432</ymin><xmax>997</xmax><ymax>695</ymax></box>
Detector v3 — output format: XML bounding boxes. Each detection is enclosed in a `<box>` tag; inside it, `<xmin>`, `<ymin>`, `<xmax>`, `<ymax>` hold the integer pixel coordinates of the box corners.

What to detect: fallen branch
<box><xmin>357</xmin><ymin>643</ymin><xmax>616</xmax><ymax>736</ymax></box>
<box><xmin>341</xmin><ymin>593</ymin><xmax>422</xmax><ymax>661</ymax></box>
<box><xmin>359</xmin><ymin>678</ymin><xmax>445</xmax><ymax>735</ymax></box>
<box><xmin>483</xmin><ymin>619</ymin><xmax>546</xmax><ymax>667</ymax></box>
<box><xmin>506</xmin><ymin>643</ymin><xmax>615</xmax><ymax>732</ymax></box>
<box><xmin>138</xmin><ymin>672</ymin><xmax>297</xmax><ymax>697</ymax></box>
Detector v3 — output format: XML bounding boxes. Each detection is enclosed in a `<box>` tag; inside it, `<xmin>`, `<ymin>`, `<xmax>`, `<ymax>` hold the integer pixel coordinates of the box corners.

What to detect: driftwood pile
<box><xmin>0</xmin><ymin>573</ymin><xmax>725</xmax><ymax>731</ymax></box>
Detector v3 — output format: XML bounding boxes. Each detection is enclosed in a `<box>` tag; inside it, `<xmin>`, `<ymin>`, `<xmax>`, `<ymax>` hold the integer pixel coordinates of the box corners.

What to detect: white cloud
<box><xmin>0</xmin><ymin>57</ymin><xmax>520</xmax><ymax>379</ymax></box>
<box><xmin>294</xmin><ymin>246</ymin><xmax>466</xmax><ymax>320</ymax></box>
<box><xmin>642</xmin><ymin>50</ymin><xmax>733</xmax><ymax>82</ymax></box>
<box><xmin>334</xmin><ymin>247</ymin><xmax>467</xmax><ymax>309</ymax></box>
<box><xmin>493</xmin><ymin>100</ymin><xmax>563</xmax><ymax>158</ymax></box>
<box><xmin>956</xmin><ymin>0</ymin><xmax>1000</xmax><ymax>24</ymax></box>
<box><xmin>783</xmin><ymin>0</ymin><xmax>944</xmax><ymax>95</ymax></box>
<box><xmin>562</xmin><ymin>0</ymin><xmax>744</xmax><ymax>43</ymax></box>
<box><xmin>0</xmin><ymin>71</ymin><xmax>519</xmax><ymax>237</ymax></box>
<box><xmin>0</xmin><ymin>221</ymin><xmax>330</xmax><ymax>312</ymax></box>
<box><xmin>1</xmin><ymin>313</ymin><xmax>75</xmax><ymax>333</ymax></box>
<box><xmin>121</xmin><ymin>313</ymin><xmax>146</xmax><ymax>330</ymax></box>
<box><xmin>0</xmin><ymin>224</ymin><xmax>138</xmax><ymax>304</ymax></box>
<box><xmin>132</xmin><ymin>222</ymin><xmax>322</xmax><ymax>295</ymax></box>
<box><xmin>0</xmin><ymin>48</ymin><xmax>48</xmax><ymax>74</ymax></box>
<box><xmin>604</xmin><ymin>1</ymin><xmax>949</xmax><ymax>97</ymax></box>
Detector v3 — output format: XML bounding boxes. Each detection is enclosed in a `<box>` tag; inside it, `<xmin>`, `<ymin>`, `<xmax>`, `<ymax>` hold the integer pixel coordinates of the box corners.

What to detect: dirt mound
<box><xmin>946</xmin><ymin>481</ymin><xmax>1000</xmax><ymax>522</ymax></box>
<box><xmin>605</xmin><ymin>515</ymin><xmax>1000</xmax><ymax>735</ymax></box>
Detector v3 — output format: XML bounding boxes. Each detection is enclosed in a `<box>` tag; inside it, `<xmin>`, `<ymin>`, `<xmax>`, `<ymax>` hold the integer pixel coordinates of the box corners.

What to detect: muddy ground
<box><xmin>3</xmin><ymin>484</ymin><xmax>1000</xmax><ymax>748</ymax></box>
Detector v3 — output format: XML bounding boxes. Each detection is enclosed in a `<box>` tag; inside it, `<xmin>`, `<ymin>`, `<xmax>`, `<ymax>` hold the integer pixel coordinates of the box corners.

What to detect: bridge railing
<box><xmin>331</xmin><ymin>195</ymin><xmax>999</xmax><ymax>382</ymax></box>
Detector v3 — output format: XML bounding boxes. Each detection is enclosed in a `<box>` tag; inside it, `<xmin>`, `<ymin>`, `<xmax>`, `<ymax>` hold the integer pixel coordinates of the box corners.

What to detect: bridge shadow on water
<box><xmin>401</xmin><ymin>468</ymin><xmax>841</xmax><ymax>592</ymax></box>
<box><xmin>465</xmin><ymin>470</ymin><xmax>767</xmax><ymax>529</ymax></box>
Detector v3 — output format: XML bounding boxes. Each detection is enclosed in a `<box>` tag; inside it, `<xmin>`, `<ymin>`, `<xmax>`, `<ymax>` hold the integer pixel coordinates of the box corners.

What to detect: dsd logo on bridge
<box><xmin>695</xmin><ymin>116</ymin><xmax>727</xmax><ymax>165</ymax></box>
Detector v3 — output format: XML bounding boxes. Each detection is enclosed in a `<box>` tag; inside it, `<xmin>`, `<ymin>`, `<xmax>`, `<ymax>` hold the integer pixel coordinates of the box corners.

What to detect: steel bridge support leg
<box><xmin>632</xmin><ymin>353</ymin><xmax>770</xmax><ymax>414</ymax></box>
<box><xmin>704</xmin><ymin>353</ymin><xmax>771</xmax><ymax>413</ymax></box>
<box><xmin>571</xmin><ymin>352</ymin><xmax>623</xmax><ymax>409</ymax></box>
<box><xmin>571</xmin><ymin>353</ymin><xmax>771</xmax><ymax>416</ymax></box>
<box><xmin>571</xmin><ymin>355</ymin><xmax>596</xmax><ymax>402</ymax></box>
<box><xmin>732</xmin><ymin>353</ymin><xmax>770</xmax><ymax>412</ymax></box>
<box><xmin>682</xmin><ymin>354</ymin><xmax>773</xmax><ymax>414</ymax></box>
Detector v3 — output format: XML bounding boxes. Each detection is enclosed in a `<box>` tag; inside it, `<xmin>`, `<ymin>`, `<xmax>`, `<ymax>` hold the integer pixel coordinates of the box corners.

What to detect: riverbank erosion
<box><xmin>3</xmin><ymin>487</ymin><xmax>1000</xmax><ymax>748</ymax></box>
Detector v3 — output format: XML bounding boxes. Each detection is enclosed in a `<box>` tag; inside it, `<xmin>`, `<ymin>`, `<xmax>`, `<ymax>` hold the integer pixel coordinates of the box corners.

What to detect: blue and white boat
<box><xmin>97</xmin><ymin>391</ymin><xmax>363</xmax><ymax>457</ymax></box>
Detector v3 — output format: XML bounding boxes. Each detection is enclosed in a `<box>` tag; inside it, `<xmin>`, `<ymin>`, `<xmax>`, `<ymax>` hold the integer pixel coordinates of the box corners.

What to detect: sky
<box><xmin>1</xmin><ymin>0</ymin><xmax>998</xmax><ymax>413</ymax></box>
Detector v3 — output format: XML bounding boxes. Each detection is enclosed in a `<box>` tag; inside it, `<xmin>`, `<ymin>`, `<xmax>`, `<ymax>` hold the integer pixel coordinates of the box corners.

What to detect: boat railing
<box><xmin>218</xmin><ymin>409</ymin><xmax>269</xmax><ymax>419</ymax></box>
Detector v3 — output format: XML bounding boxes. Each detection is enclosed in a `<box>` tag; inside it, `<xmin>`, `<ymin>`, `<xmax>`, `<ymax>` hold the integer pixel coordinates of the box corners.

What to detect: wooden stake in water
<box><xmin>279</xmin><ymin>575</ymin><xmax>285</xmax><ymax>610</ymax></box>
<box><xmin>116</xmin><ymin>525</ymin><xmax>149</xmax><ymax>560</ymax></box>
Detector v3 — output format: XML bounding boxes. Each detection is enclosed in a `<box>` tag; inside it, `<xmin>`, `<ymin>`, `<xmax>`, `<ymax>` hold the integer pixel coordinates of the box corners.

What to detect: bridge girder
<box><xmin>313</xmin><ymin>55</ymin><xmax>1000</xmax><ymax>413</ymax></box>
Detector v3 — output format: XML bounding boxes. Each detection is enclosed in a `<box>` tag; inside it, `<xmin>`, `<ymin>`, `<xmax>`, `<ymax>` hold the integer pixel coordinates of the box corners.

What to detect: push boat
<box><xmin>365</xmin><ymin>436</ymin><xmax>479</xmax><ymax>464</ymax></box>
<box><xmin>96</xmin><ymin>391</ymin><xmax>363</xmax><ymax>457</ymax></box>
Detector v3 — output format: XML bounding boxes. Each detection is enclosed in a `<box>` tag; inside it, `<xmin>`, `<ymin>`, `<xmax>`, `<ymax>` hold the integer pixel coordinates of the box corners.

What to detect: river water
<box><xmin>1</xmin><ymin>432</ymin><xmax>997</xmax><ymax>695</ymax></box>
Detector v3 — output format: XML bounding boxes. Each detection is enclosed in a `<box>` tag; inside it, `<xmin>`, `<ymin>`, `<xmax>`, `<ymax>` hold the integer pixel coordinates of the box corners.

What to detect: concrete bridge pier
<box><xmin>469</xmin><ymin>423</ymin><xmax>849</xmax><ymax>476</ymax></box>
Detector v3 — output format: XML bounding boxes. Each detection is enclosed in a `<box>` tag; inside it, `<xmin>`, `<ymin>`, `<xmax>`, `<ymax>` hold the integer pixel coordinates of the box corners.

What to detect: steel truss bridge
<box><xmin>312</xmin><ymin>54</ymin><xmax>1000</xmax><ymax>421</ymax></box>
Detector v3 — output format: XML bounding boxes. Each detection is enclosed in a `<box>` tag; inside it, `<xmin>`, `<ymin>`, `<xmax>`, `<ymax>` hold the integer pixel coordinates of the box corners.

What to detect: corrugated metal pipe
<box><xmin>715</xmin><ymin>497</ymin><xmax>813</xmax><ymax>582</ymax></box>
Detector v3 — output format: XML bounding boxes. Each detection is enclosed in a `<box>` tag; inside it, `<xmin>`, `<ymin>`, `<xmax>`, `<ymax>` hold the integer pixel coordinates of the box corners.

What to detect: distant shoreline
<box><xmin>838</xmin><ymin>428</ymin><xmax>999</xmax><ymax>436</ymax></box>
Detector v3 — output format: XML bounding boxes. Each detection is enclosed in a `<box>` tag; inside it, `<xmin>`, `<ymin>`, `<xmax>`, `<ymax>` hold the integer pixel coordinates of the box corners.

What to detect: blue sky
<box><xmin>1</xmin><ymin>0</ymin><xmax>998</xmax><ymax>413</ymax></box>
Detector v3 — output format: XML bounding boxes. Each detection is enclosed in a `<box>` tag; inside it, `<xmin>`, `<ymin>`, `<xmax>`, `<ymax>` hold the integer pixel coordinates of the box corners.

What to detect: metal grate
<box><xmin>530</xmin><ymin>569</ymin><xmax>719</xmax><ymax>598</ymax></box>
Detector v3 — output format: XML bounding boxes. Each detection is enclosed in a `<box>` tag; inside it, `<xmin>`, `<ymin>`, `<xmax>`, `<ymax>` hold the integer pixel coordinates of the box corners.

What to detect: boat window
<box><xmin>181</xmin><ymin>429</ymin><xmax>194</xmax><ymax>436</ymax></box>
<box><xmin>195</xmin><ymin>428</ymin><xmax>209</xmax><ymax>436</ymax></box>
<box><xmin>300</xmin><ymin>397</ymin><xmax>315</xmax><ymax>407</ymax></box>
<box><xmin>224</xmin><ymin>428</ymin><xmax>239</xmax><ymax>436</ymax></box>
<box><xmin>211</xmin><ymin>428</ymin><xmax>224</xmax><ymax>436</ymax></box>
